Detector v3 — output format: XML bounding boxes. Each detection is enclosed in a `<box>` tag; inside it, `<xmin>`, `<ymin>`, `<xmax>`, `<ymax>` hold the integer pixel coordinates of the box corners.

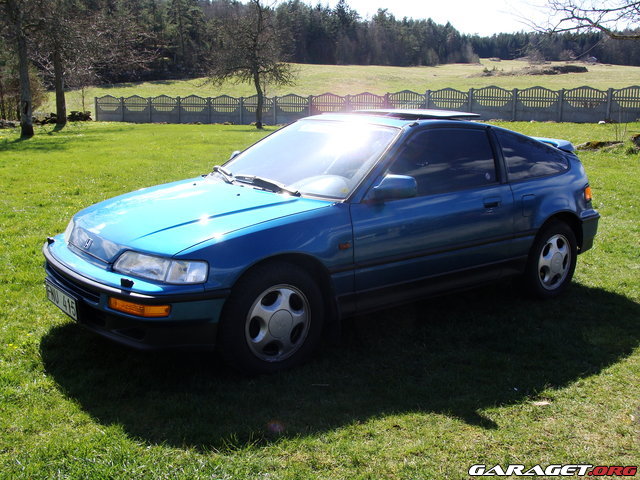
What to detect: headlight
<box><xmin>64</xmin><ymin>218</ymin><xmax>75</xmax><ymax>243</ymax></box>
<box><xmin>113</xmin><ymin>251</ymin><xmax>208</xmax><ymax>284</ymax></box>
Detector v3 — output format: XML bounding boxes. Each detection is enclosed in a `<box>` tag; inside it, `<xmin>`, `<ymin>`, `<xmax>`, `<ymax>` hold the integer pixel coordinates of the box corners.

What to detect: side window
<box><xmin>388</xmin><ymin>128</ymin><xmax>497</xmax><ymax>196</ymax></box>
<box><xmin>495</xmin><ymin>129</ymin><xmax>569</xmax><ymax>182</ymax></box>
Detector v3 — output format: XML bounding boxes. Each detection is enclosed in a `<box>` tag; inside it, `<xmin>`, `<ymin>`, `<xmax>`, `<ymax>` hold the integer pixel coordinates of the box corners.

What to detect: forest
<box><xmin>4</xmin><ymin>0</ymin><xmax>640</xmax><ymax>88</ymax></box>
<box><xmin>2</xmin><ymin>0</ymin><xmax>640</xmax><ymax>132</ymax></box>
<box><xmin>119</xmin><ymin>0</ymin><xmax>640</xmax><ymax>76</ymax></box>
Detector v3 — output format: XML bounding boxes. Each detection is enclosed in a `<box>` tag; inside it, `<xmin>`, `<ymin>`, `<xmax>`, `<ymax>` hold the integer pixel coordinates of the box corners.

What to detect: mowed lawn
<box><xmin>0</xmin><ymin>122</ymin><xmax>639</xmax><ymax>479</ymax></box>
<box><xmin>44</xmin><ymin>59</ymin><xmax>640</xmax><ymax>115</ymax></box>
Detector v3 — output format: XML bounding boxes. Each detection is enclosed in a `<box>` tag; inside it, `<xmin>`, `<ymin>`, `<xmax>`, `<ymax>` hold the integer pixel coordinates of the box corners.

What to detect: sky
<box><xmin>317</xmin><ymin>0</ymin><xmax>552</xmax><ymax>36</ymax></box>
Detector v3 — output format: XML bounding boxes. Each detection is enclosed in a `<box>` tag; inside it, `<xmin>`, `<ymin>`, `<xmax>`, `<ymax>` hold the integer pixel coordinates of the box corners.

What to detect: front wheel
<box><xmin>217</xmin><ymin>262</ymin><xmax>325</xmax><ymax>374</ymax></box>
<box><xmin>523</xmin><ymin>221</ymin><xmax>577</xmax><ymax>299</ymax></box>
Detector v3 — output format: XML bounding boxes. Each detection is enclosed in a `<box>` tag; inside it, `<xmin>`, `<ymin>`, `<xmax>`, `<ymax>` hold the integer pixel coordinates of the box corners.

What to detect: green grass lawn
<box><xmin>0</xmin><ymin>122</ymin><xmax>639</xmax><ymax>479</ymax></box>
<box><xmin>44</xmin><ymin>59</ymin><xmax>640</xmax><ymax>115</ymax></box>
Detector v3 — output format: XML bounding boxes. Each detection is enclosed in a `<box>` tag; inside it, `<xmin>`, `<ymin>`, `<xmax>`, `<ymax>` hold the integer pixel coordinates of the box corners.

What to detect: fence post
<box><xmin>207</xmin><ymin>97</ymin><xmax>212</xmax><ymax>124</ymax></box>
<box><xmin>425</xmin><ymin>90</ymin><xmax>431</xmax><ymax>109</ymax></box>
<box><xmin>147</xmin><ymin>97</ymin><xmax>152</xmax><ymax>123</ymax></box>
<box><xmin>94</xmin><ymin>97</ymin><xmax>98</xmax><ymax>121</ymax></box>
<box><xmin>558</xmin><ymin>89</ymin><xmax>565</xmax><ymax>122</ymax></box>
<box><xmin>273</xmin><ymin>96</ymin><xmax>278</xmax><ymax>125</ymax></box>
<box><xmin>512</xmin><ymin>89</ymin><xmax>518</xmax><ymax>121</ymax></box>
<box><xmin>468</xmin><ymin>88</ymin><xmax>474</xmax><ymax>113</ymax></box>
<box><xmin>345</xmin><ymin>95</ymin><xmax>352</xmax><ymax>112</ymax></box>
<box><xmin>239</xmin><ymin>97</ymin><xmax>244</xmax><ymax>124</ymax></box>
<box><xmin>176</xmin><ymin>97</ymin><xmax>181</xmax><ymax>123</ymax></box>
<box><xmin>307</xmin><ymin>96</ymin><xmax>313</xmax><ymax>116</ymax></box>
<box><xmin>120</xmin><ymin>97</ymin><xmax>125</xmax><ymax>122</ymax></box>
<box><xmin>384</xmin><ymin>93</ymin><xmax>390</xmax><ymax>109</ymax></box>
<box><xmin>606</xmin><ymin>88</ymin><xmax>614</xmax><ymax>121</ymax></box>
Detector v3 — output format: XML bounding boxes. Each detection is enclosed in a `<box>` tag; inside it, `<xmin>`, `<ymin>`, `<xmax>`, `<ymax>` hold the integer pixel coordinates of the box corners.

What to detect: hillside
<box><xmin>45</xmin><ymin>59</ymin><xmax>640</xmax><ymax>115</ymax></box>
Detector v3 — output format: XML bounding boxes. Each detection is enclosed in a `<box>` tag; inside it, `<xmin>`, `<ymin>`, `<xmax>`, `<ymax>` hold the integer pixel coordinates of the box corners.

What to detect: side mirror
<box><xmin>228</xmin><ymin>150</ymin><xmax>241</xmax><ymax>161</ymax></box>
<box><xmin>369</xmin><ymin>174</ymin><xmax>417</xmax><ymax>202</ymax></box>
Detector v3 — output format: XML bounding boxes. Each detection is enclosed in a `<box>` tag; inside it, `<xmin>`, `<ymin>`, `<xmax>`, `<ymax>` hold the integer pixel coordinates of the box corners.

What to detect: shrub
<box><xmin>68</xmin><ymin>111</ymin><xmax>92</xmax><ymax>121</ymax></box>
<box><xmin>0</xmin><ymin>63</ymin><xmax>47</xmax><ymax>121</ymax></box>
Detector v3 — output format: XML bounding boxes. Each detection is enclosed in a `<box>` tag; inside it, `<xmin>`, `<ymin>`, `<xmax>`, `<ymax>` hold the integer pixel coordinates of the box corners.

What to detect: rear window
<box><xmin>495</xmin><ymin>129</ymin><xmax>569</xmax><ymax>182</ymax></box>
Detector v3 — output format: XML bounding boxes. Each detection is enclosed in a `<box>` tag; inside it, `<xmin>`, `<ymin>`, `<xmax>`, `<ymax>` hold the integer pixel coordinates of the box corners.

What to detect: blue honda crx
<box><xmin>44</xmin><ymin>110</ymin><xmax>599</xmax><ymax>373</ymax></box>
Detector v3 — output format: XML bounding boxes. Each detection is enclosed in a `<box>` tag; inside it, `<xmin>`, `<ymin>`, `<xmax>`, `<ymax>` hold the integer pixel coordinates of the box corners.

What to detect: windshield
<box><xmin>221</xmin><ymin>119</ymin><xmax>399</xmax><ymax>199</ymax></box>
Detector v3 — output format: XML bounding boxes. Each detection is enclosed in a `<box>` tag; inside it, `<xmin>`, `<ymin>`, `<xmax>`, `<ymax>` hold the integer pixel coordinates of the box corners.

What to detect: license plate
<box><xmin>46</xmin><ymin>281</ymin><xmax>78</xmax><ymax>321</ymax></box>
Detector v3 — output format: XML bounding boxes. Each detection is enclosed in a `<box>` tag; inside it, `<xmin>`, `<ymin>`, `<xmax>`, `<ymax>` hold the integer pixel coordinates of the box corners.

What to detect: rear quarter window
<box><xmin>495</xmin><ymin>129</ymin><xmax>569</xmax><ymax>182</ymax></box>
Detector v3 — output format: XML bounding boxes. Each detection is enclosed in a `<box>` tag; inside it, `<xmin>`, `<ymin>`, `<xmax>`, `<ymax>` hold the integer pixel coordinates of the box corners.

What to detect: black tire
<box><xmin>217</xmin><ymin>262</ymin><xmax>325</xmax><ymax>374</ymax></box>
<box><xmin>523</xmin><ymin>220</ymin><xmax>577</xmax><ymax>299</ymax></box>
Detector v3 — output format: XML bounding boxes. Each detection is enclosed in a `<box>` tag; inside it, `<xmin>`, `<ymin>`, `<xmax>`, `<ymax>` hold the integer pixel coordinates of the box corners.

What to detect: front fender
<box><xmin>179</xmin><ymin>202</ymin><xmax>354</xmax><ymax>294</ymax></box>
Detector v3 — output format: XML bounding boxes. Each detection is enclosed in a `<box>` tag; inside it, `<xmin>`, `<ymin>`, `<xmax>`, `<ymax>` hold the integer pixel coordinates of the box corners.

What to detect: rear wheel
<box><xmin>524</xmin><ymin>221</ymin><xmax>577</xmax><ymax>299</ymax></box>
<box><xmin>218</xmin><ymin>262</ymin><xmax>324</xmax><ymax>374</ymax></box>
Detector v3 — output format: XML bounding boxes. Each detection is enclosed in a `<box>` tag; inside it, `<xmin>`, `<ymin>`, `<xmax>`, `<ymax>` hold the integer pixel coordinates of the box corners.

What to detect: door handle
<box><xmin>483</xmin><ymin>197</ymin><xmax>501</xmax><ymax>208</ymax></box>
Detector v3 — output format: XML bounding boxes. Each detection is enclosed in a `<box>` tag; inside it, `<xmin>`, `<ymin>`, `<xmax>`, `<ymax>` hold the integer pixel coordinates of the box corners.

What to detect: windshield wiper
<box><xmin>212</xmin><ymin>165</ymin><xmax>234</xmax><ymax>184</ymax></box>
<box><xmin>234</xmin><ymin>175</ymin><xmax>300</xmax><ymax>196</ymax></box>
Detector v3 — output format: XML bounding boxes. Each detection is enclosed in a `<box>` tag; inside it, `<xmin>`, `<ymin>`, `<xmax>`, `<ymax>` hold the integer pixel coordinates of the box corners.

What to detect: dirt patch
<box><xmin>477</xmin><ymin>64</ymin><xmax>588</xmax><ymax>78</ymax></box>
<box><xmin>545</xmin><ymin>65</ymin><xmax>589</xmax><ymax>74</ymax></box>
<box><xmin>576</xmin><ymin>141</ymin><xmax>623</xmax><ymax>150</ymax></box>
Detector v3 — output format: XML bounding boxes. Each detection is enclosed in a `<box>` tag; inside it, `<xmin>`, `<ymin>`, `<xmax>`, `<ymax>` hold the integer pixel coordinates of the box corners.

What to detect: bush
<box><xmin>32</xmin><ymin>111</ymin><xmax>92</xmax><ymax>125</ymax></box>
<box><xmin>0</xmin><ymin>119</ymin><xmax>18</xmax><ymax>129</ymax></box>
<box><xmin>35</xmin><ymin>113</ymin><xmax>58</xmax><ymax>125</ymax></box>
<box><xmin>68</xmin><ymin>111</ymin><xmax>92</xmax><ymax>121</ymax></box>
<box><xmin>0</xmin><ymin>64</ymin><xmax>47</xmax><ymax>121</ymax></box>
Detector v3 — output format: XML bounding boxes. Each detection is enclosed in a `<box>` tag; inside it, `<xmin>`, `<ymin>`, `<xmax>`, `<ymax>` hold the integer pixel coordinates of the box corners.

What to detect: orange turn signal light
<box><xmin>108</xmin><ymin>297</ymin><xmax>171</xmax><ymax>318</ymax></box>
<box><xmin>584</xmin><ymin>185</ymin><xmax>593</xmax><ymax>202</ymax></box>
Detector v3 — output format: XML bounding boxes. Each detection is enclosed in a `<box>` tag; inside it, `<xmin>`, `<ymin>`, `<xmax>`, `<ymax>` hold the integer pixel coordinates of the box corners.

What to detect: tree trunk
<box><xmin>16</xmin><ymin>21</ymin><xmax>34</xmax><ymax>137</ymax></box>
<box><xmin>53</xmin><ymin>46</ymin><xmax>67</xmax><ymax>125</ymax></box>
<box><xmin>0</xmin><ymin>81</ymin><xmax>7</xmax><ymax>120</ymax></box>
<box><xmin>6</xmin><ymin>0</ymin><xmax>34</xmax><ymax>137</ymax></box>
<box><xmin>253</xmin><ymin>71</ymin><xmax>263</xmax><ymax>129</ymax></box>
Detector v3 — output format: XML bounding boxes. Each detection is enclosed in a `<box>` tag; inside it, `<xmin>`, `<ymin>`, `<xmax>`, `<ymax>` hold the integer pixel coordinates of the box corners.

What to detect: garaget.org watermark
<box><xmin>468</xmin><ymin>464</ymin><xmax>638</xmax><ymax>476</ymax></box>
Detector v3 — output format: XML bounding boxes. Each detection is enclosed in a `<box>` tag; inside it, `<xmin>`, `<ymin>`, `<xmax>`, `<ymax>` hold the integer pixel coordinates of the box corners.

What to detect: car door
<box><xmin>349</xmin><ymin>126</ymin><xmax>516</xmax><ymax>310</ymax></box>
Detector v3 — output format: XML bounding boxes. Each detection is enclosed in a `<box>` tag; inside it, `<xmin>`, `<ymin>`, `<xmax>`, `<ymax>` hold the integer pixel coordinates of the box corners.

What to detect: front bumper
<box><xmin>43</xmin><ymin>241</ymin><xmax>230</xmax><ymax>350</ymax></box>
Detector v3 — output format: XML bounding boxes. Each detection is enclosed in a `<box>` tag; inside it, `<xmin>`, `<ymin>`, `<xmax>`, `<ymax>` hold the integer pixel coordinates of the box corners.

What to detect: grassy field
<box><xmin>1</xmin><ymin>122</ymin><xmax>639</xmax><ymax>479</ymax></box>
<box><xmin>44</xmin><ymin>59</ymin><xmax>640</xmax><ymax>115</ymax></box>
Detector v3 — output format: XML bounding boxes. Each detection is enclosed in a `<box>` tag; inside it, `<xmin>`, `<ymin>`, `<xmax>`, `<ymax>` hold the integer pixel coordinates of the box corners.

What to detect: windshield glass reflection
<box><xmin>223</xmin><ymin>119</ymin><xmax>399</xmax><ymax>199</ymax></box>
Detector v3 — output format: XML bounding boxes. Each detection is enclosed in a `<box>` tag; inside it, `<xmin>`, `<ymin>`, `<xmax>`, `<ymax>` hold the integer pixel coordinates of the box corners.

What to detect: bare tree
<box><xmin>1</xmin><ymin>0</ymin><xmax>35</xmax><ymax>137</ymax></box>
<box><xmin>65</xmin><ymin>61</ymin><xmax>97</xmax><ymax>113</ymax></box>
<box><xmin>31</xmin><ymin>2</ymin><xmax>158</xmax><ymax>126</ymax></box>
<box><xmin>544</xmin><ymin>0</ymin><xmax>640</xmax><ymax>39</ymax></box>
<box><xmin>30</xmin><ymin>0</ymin><xmax>76</xmax><ymax>126</ymax></box>
<box><xmin>207</xmin><ymin>0</ymin><xmax>295</xmax><ymax>129</ymax></box>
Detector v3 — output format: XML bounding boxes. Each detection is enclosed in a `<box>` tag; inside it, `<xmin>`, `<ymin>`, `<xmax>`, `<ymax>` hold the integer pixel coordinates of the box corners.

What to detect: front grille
<box><xmin>46</xmin><ymin>262</ymin><xmax>101</xmax><ymax>304</ymax></box>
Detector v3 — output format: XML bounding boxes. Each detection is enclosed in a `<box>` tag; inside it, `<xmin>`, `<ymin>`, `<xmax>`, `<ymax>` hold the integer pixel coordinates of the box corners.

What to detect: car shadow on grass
<box><xmin>40</xmin><ymin>282</ymin><xmax>640</xmax><ymax>451</ymax></box>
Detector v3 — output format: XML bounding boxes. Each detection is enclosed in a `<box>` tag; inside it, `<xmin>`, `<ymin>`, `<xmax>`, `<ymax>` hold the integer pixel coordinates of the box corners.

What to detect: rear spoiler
<box><xmin>533</xmin><ymin>136</ymin><xmax>575</xmax><ymax>153</ymax></box>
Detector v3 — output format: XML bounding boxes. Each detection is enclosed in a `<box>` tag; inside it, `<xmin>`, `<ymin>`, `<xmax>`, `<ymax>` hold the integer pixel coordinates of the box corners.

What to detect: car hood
<box><xmin>69</xmin><ymin>177</ymin><xmax>332</xmax><ymax>262</ymax></box>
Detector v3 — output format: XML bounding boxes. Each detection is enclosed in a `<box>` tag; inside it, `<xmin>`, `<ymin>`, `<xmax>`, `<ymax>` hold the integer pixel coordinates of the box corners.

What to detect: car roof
<box><xmin>302</xmin><ymin>112</ymin><xmax>575</xmax><ymax>153</ymax></box>
<box><xmin>307</xmin><ymin>109</ymin><xmax>481</xmax><ymax>129</ymax></box>
<box><xmin>356</xmin><ymin>109</ymin><xmax>481</xmax><ymax>120</ymax></box>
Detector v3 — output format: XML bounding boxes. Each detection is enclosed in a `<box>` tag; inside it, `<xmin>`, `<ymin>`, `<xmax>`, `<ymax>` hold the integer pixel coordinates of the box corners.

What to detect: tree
<box><xmin>30</xmin><ymin>0</ymin><xmax>79</xmax><ymax>126</ymax></box>
<box><xmin>544</xmin><ymin>0</ymin><xmax>640</xmax><ymax>39</ymax></box>
<box><xmin>1</xmin><ymin>0</ymin><xmax>36</xmax><ymax>137</ymax></box>
<box><xmin>167</xmin><ymin>0</ymin><xmax>209</xmax><ymax>72</ymax></box>
<box><xmin>0</xmin><ymin>47</ymin><xmax>47</xmax><ymax>121</ymax></box>
<box><xmin>89</xmin><ymin>5</ymin><xmax>160</xmax><ymax>83</ymax></box>
<box><xmin>34</xmin><ymin>1</ymin><xmax>159</xmax><ymax>124</ymax></box>
<box><xmin>207</xmin><ymin>0</ymin><xmax>295</xmax><ymax>129</ymax></box>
